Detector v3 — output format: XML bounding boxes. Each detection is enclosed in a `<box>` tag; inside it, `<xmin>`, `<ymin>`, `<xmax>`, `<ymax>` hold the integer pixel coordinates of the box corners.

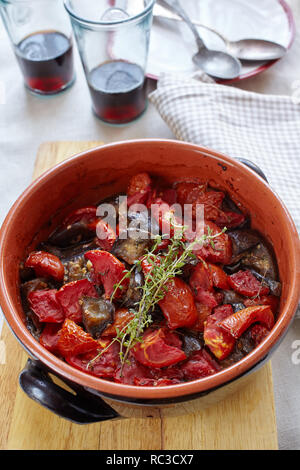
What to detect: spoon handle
<box><xmin>157</xmin><ymin>0</ymin><xmax>206</xmax><ymax>49</ymax></box>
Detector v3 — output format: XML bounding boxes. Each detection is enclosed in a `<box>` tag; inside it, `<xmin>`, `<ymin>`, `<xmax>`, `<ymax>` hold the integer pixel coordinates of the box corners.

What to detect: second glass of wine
<box><xmin>0</xmin><ymin>0</ymin><xmax>75</xmax><ymax>95</ymax></box>
<box><xmin>64</xmin><ymin>0</ymin><xmax>155</xmax><ymax>125</ymax></box>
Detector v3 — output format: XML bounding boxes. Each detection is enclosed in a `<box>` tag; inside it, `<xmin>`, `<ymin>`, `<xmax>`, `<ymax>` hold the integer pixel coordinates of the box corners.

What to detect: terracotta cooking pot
<box><xmin>0</xmin><ymin>140</ymin><xmax>299</xmax><ymax>423</ymax></box>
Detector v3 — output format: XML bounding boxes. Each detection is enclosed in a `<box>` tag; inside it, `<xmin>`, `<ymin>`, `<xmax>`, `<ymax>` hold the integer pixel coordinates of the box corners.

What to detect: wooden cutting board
<box><xmin>0</xmin><ymin>141</ymin><xmax>278</xmax><ymax>450</ymax></box>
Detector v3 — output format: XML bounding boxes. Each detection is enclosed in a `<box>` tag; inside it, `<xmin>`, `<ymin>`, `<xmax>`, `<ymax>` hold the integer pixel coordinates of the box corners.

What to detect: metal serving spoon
<box><xmin>154</xmin><ymin>3</ymin><xmax>287</xmax><ymax>61</ymax></box>
<box><xmin>157</xmin><ymin>0</ymin><xmax>242</xmax><ymax>80</ymax></box>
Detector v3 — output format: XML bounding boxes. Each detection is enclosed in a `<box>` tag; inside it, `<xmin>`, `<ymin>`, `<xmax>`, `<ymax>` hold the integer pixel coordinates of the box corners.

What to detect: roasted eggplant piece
<box><xmin>48</xmin><ymin>222</ymin><xmax>95</xmax><ymax>248</ymax></box>
<box><xmin>250</xmin><ymin>269</ymin><xmax>281</xmax><ymax>297</ymax></box>
<box><xmin>229</xmin><ymin>229</ymin><xmax>261</xmax><ymax>258</ymax></box>
<box><xmin>227</xmin><ymin>230</ymin><xmax>277</xmax><ymax>280</ymax></box>
<box><xmin>122</xmin><ymin>268</ymin><xmax>143</xmax><ymax>307</ymax></box>
<box><xmin>20</xmin><ymin>278</ymin><xmax>50</xmax><ymax>339</ymax></box>
<box><xmin>82</xmin><ymin>297</ymin><xmax>115</xmax><ymax>339</ymax></box>
<box><xmin>113</xmin><ymin>237</ymin><xmax>150</xmax><ymax>266</ymax></box>
<box><xmin>182</xmin><ymin>335</ymin><xmax>202</xmax><ymax>357</ymax></box>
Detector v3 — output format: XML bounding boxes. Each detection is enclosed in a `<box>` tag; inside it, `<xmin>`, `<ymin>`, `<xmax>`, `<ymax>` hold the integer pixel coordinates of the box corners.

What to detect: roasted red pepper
<box><xmin>159</xmin><ymin>277</ymin><xmax>198</xmax><ymax>329</ymax></box>
<box><xmin>95</xmin><ymin>219</ymin><xmax>116</xmax><ymax>251</ymax></box>
<box><xmin>219</xmin><ymin>305</ymin><xmax>274</xmax><ymax>339</ymax></box>
<box><xmin>133</xmin><ymin>328</ymin><xmax>186</xmax><ymax>368</ymax></box>
<box><xmin>57</xmin><ymin>318</ymin><xmax>99</xmax><ymax>357</ymax></box>
<box><xmin>84</xmin><ymin>250</ymin><xmax>129</xmax><ymax>299</ymax></box>
<box><xmin>203</xmin><ymin>304</ymin><xmax>236</xmax><ymax>360</ymax></box>
<box><xmin>25</xmin><ymin>251</ymin><xmax>65</xmax><ymax>282</ymax></box>
<box><xmin>56</xmin><ymin>279</ymin><xmax>98</xmax><ymax>323</ymax></box>
<box><xmin>228</xmin><ymin>270</ymin><xmax>269</xmax><ymax>297</ymax></box>
<box><xmin>28</xmin><ymin>289</ymin><xmax>64</xmax><ymax>323</ymax></box>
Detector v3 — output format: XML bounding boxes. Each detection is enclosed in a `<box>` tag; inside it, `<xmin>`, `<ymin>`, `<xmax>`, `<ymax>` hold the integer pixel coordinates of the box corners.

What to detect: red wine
<box><xmin>16</xmin><ymin>31</ymin><xmax>74</xmax><ymax>94</ymax></box>
<box><xmin>87</xmin><ymin>61</ymin><xmax>147</xmax><ymax>124</ymax></box>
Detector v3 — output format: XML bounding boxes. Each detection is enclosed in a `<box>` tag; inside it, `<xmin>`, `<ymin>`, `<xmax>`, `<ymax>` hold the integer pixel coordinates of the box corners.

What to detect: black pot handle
<box><xmin>19</xmin><ymin>358</ymin><xmax>120</xmax><ymax>424</ymax></box>
<box><xmin>236</xmin><ymin>158</ymin><xmax>268</xmax><ymax>183</ymax></box>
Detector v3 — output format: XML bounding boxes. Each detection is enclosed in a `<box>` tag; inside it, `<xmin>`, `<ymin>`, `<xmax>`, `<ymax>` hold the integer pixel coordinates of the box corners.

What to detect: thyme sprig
<box><xmin>87</xmin><ymin>226</ymin><xmax>227</xmax><ymax>372</ymax></box>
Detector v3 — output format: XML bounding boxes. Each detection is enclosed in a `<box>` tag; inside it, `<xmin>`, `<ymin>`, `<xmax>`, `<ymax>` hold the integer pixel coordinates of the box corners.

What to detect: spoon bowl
<box><xmin>227</xmin><ymin>39</ymin><xmax>287</xmax><ymax>61</ymax></box>
<box><xmin>193</xmin><ymin>48</ymin><xmax>242</xmax><ymax>80</ymax></box>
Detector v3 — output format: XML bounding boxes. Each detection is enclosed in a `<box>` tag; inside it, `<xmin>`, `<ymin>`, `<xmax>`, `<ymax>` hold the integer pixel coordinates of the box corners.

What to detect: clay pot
<box><xmin>0</xmin><ymin>140</ymin><xmax>299</xmax><ymax>423</ymax></box>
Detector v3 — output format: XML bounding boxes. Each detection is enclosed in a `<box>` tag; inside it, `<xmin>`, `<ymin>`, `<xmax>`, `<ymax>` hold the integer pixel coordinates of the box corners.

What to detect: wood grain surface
<box><xmin>0</xmin><ymin>141</ymin><xmax>278</xmax><ymax>450</ymax></box>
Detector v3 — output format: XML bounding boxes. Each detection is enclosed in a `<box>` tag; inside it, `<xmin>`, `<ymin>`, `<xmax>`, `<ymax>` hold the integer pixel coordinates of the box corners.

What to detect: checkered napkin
<box><xmin>149</xmin><ymin>72</ymin><xmax>300</xmax><ymax>317</ymax></box>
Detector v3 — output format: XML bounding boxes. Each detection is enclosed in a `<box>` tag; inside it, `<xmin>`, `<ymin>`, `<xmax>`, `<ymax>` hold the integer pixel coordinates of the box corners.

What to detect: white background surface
<box><xmin>0</xmin><ymin>0</ymin><xmax>299</xmax><ymax>450</ymax></box>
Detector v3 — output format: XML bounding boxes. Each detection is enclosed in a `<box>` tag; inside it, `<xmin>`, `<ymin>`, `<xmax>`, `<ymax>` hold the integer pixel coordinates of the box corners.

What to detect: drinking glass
<box><xmin>64</xmin><ymin>0</ymin><xmax>155</xmax><ymax>124</ymax></box>
<box><xmin>0</xmin><ymin>0</ymin><xmax>75</xmax><ymax>95</ymax></box>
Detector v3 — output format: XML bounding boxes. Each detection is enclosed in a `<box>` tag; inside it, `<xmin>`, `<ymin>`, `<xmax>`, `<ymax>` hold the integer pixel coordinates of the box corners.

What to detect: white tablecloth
<box><xmin>0</xmin><ymin>0</ymin><xmax>299</xmax><ymax>450</ymax></box>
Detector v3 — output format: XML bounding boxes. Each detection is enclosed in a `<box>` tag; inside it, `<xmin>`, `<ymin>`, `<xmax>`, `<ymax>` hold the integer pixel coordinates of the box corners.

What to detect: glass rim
<box><xmin>63</xmin><ymin>0</ymin><xmax>156</xmax><ymax>27</ymax></box>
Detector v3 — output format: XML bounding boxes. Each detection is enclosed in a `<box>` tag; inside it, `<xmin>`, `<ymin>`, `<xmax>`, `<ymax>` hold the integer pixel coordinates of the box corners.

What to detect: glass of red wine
<box><xmin>0</xmin><ymin>0</ymin><xmax>75</xmax><ymax>95</ymax></box>
<box><xmin>64</xmin><ymin>0</ymin><xmax>155</xmax><ymax>124</ymax></box>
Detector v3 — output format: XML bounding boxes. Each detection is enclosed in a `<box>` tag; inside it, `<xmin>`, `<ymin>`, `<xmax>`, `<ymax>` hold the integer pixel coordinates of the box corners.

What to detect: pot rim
<box><xmin>0</xmin><ymin>139</ymin><xmax>299</xmax><ymax>400</ymax></box>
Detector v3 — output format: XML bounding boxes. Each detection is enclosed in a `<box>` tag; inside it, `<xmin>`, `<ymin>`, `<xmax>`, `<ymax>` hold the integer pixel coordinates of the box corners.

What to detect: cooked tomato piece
<box><xmin>62</xmin><ymin>206</ymin><xmax>97</xmax><ymax>227</ymax></box>
<box><xmin>133</xmin><ymin>328</ymin><xmax>186</xmax><ymax>368</ymax></box>
<box><xmin>134</xmin><ymin>378</ymin><xmax>181</xmax><ymax>386</ymax></box>
<box><xmin>192</xmin><ymin>303</ymin><xmax>212</xmax><ymax>332</ymax></box>
<box><xmin>180</xmin><ymin>349</ymin><xmax>220</xmax><ymax>380</ymax></box>
<box><xmin>190</xmin><ymin>261</ymin><xmax>213</xmax><ymax>292</ymax></box>
<box><xmin>214</xmin><ymin>210</ymin><xmax>246</xmax><ymax>229</ymax></box>
<box><xmin>95</xmin><ymin>219</ymin><xmax>116</xmax><ymax>251</ymax></box>
<box><xmin>39</xmin><ymin>323</ymin><xmax>62</xmax><ymax>353</ymax></box>
<box><xmin>66</xmin><ymin>341</ymin><xmax>120</xmax><ymax>378</ymax></box>
<box><xmin>84</xmin><ymin>250</ymin><xmax>129</xmax><ymax>299</ymax></box>
<box><xmin>28</xmin><ymin>289</ymin><xmax>64</xmax><ymax>323</ymax></box>
<box><xmin>208</xmin><ymin>263</ymin><xmax>229</xmax><ymax>290</ymax></box>
<box><xmin>204</xmin><ymin>304</ymin><xmax>236</xmax><ymax>360</ymax></box>
<box><xmin>57</xmin><ymin>318</ymin><xmax>99</xmax><ymax>357</ymax></box>
<box><xmin>228</xmin><ymin>270</ymin><xmax>269</xmax><ymax>297</ymax></box>
<box><xmin>158</xmin><ymin>188</ymin><xmax>177</xmax><ymax>206</ymax></box>
<box><xmin>250</xmin><ymin>324</ymin><xmax>270</xmax><ymax>347</ymax></box>
<box><xmin>56</xmin><ymin>279</ymin><xmax>98</xmax><ymax>323</ymax></box>
<box><xmin>25</xmin><ymin>251</ymin><xmax>64</xmax><ymax>282</ymax></box>
<box><xmin>175</xmin><ymin>181</ymin><xmax>225</xmax><ymax>220</ymax></box>
<box><xmin>140</xmin><ymin>255</ymin><xmax>162</xmax><ymax>279</ymax></box>
<box><xmin>114</xmin><ymin>356</ymin><xmax>152</xmax><ymax>385</ymax></box>
<box><xmin>153</xmin><ymin>238</ymin><xmax>171</xmax><ymax>253</ymax></box>
<box><xmin>101</xmin><ymin>308</ymin><xmax>135</xmax><ymax>337</ymax></box>
<box><xmin>127</xmin><ymin>172</ymin><xmax>152</xmax><ymax>197</ymax></box>
<box><xmin>244</xmin><ymin>295</ymin><xmax>279</xmax><ymax>313</ymax></box>
<box><xmin>159</xmin><ymin>277</ymin><xmax>198</xmax><ymax>329</ymax></box>
<box><xmin>219</xmin><ymin>305</ymin><xmax>274</xmax><ymax>339</ymax></box>
<box><xmin>175</xmin><ymin>181</ymin><xmax>206</xmax><ymax>207</ymax></box>
<box><xmin>193</xmin><ymin>221</ymin><xmax>232</xmax><ymax>265</ymax></box>
<box><xmin>151</xmin><ymin>198</ymin><xmax>183</xmax><ymax>238</ymax></box>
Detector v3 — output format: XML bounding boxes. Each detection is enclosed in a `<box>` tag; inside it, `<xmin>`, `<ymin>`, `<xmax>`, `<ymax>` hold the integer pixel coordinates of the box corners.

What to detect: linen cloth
<box><xmin>149</xmin><ymin>72</ymin><xmax>300</xmax><ymax>232</ymax></box>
